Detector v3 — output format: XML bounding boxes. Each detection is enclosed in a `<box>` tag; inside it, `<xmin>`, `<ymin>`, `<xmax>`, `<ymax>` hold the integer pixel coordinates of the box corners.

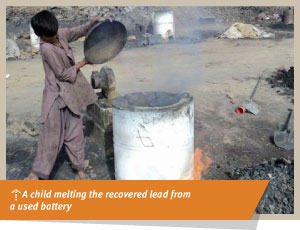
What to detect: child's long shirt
<box><xmin>39</xmin><ymin>22</ymin><xmax>98</xmax><ymax>123</ymax></box>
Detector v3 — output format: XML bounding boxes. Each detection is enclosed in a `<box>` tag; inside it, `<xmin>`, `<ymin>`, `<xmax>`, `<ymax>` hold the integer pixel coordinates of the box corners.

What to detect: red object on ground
<box><xmin>236</xmin><ymin>106</ymin><xmax>246</xmax><ymax>114</ymax></box>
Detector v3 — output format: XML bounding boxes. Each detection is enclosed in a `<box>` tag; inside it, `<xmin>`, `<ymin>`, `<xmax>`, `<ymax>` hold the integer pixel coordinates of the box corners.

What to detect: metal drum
<box><xmin>84</xmin><ymin>20</ymin><xmax>127</xmax><ymax>64</ymax></box>
<box><xmin>112</xmin><ymin>92</ymin><xmax>194</xmax><ymax>180</ymax></box>
<box><xmin>152</xmin><ymin>11</ymin><xmax>175</xmax><ymax>39</ymax></box>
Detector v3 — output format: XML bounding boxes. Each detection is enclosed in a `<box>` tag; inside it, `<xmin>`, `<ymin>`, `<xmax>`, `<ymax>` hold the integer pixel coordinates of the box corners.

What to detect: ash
<box><xmin>232</xmin><ymin>158</ymin><xmax>294</xmax><ymax>214</ymax></box>
<box><xmin>266</xmin><ymin>66</ymin><xmax>294</xmax><ymax>95</ymax></box>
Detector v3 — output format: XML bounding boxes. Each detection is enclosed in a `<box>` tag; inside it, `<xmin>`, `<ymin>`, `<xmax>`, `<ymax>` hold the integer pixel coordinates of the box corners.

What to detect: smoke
<box><xmin>128</xmin><ymin>7</ymin><xmax>227</xmax><ymax>93</ymax></box>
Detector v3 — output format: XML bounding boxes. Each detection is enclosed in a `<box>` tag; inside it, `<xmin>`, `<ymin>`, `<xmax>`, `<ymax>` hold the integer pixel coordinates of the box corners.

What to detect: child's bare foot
<box><xmin>77</xmin><ymin>171</ymin><xmax>86</xmax><ymax>179</ymax></box>
<box><xmin>25</xmin><ymin>173</ymin><xmax>39</xmax><ymax>180</ymax></box>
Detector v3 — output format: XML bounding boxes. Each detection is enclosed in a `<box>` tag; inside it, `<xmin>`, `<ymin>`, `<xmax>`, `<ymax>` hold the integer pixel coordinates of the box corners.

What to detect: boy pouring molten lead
<box><xmin>26</xmin><ymin>10</ymin><xmax>106</xmax><ymax>180</ymax></box>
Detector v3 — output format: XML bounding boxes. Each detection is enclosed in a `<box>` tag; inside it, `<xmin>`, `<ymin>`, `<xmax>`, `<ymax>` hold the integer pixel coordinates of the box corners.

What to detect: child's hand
<box><xmin>75</xmin><ymin>58</ymin><xmax>90</xmax><ymax>70</ymax></box>
<box><xmin>81</xmin><ymin>58</ymin><xmax>90</xmax><ymax>65</ymax></box>
<box><xmin>90</xmin><ymin>16</ymin><xmax>111</xmax><ymax>26</ymax></box>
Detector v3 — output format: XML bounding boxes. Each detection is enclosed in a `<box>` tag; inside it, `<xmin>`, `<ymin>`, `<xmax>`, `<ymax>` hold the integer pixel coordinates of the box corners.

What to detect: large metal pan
<box><xmin>84</xmin><ymin>20</ymin><xmax>127</xmax><ymax>64</ymax></box>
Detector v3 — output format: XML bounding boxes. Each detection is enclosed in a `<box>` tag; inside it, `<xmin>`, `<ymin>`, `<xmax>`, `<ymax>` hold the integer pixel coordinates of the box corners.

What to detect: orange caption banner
<box><xmin>0</xmin><ymin>180</ymin><xmax>269</xmax><ymax>220</ymax></box>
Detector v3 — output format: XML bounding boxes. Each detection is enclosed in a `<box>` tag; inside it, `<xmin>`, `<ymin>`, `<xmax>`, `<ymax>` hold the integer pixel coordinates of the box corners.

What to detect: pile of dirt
<box><xmin>230</xmin><ymin>158</ymin><xmax>294</xmax><ymax>214</ymax></box>
<box><xmin>219</xmin><ymin>22</ymin><xmax>274</xmax><ymax>39</ymax></box>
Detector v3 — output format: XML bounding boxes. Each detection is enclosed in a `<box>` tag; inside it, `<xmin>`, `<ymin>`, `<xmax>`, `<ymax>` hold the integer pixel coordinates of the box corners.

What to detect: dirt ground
<box><xmin>6</xmin><ymin>33</ymin><xmax>294</xmax><ymax>180</ymax></box>
<box><xmin>6</xmin><ymin>6</ymin><xmax>294</xmax><ymax>181</ymax></box>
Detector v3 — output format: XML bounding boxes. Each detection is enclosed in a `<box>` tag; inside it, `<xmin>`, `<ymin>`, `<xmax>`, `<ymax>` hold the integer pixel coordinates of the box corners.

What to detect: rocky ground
<box><xmin>231</xmin><ymin>158</ymin><xmax>294</xmax><ymax>214</ymax></box>
<box><xmin>6</xmin><ymin>134</ymin><xmax>114</xmax><ymax>180</ymax></box>
<box><xmin>6</xmin><ymin>6</ymin><xmax>294</xmax><ymax>214</ymax></box>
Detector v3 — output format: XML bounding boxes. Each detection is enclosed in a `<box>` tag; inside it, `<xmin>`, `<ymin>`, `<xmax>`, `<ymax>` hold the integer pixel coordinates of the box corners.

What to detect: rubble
<box><xmin>6</xmin><ymin>6</ymin><xmax>137</xmax><ymax>26</ymax></box>
<box><xmin>21</xmin><ymin>121</ymin><xmax>39</xmax><ymax>137</ymax></box>
<box><xmin>18</xmin><ymin>32</ymin><xmax>30</xmax><ymax>39</ymax></box>
<box><xmin>7</xmin><ymin>119</ymin><xmax>39</xmax><ymax>137</ymax></box>
<box><xmin>20</xmin><ymin>47</ymin><xmax>40</xmax><ymax>60</ymax></box>
<box><xmin>219</xmin><ymin>23</ymin><xmax>274</xmax><ymax>39</ymax></box>
<box><xmin>230</xmin><ymin>158</ymin><xmax>294</xmax><ymax>214</ymax></box>
<box><xmin>198</xmin><ymin>7</ymin><xmax>286</xmax><ymax>26</ymax></box>
<box><xmin>6</xmin><ymin>39</ymin><xmax>20</xmax><ymax>59</ymax></box>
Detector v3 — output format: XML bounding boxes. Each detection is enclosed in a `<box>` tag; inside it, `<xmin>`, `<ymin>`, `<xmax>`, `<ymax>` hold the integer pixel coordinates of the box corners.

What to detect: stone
<box><xmin>127</xmin><ymin>35</ymin><xmax>136</xmax><ymax>41</ymax></box>
<box><xmin>21</xmin><ymin>121</ymin><xmax>39</xmax><ymax>137</ymax></box>
<box><xmin>26</xmin><ymin>46</ymin><xmax>40</xmax><ymax>54</ymax></box>
<box><xmin>86</xmin><ymin>98</ymin><xmax>113</xmax><ymax>156</ymax></box>
<box><xmin>257</xmin><ymin>12</ymin><xmax>266</xmax><ymax>20</ymax></box>
<box><xmin>18</xmin><ymin>32</ymin><xmax>30</xmax><ymax>39</ymax></box>
<box><xmin>87</xmin><ymin>100</ymin><xmax>112</xmax><ymax>130</ymax></box>
<box><xmin>273</xmin><ymin>13</ymin><xmax>280</xmax><ymax>20</ymax></box>
<box><xmin>276</xmin><ymin>66</ymin><xmax>286</xmax><ymax>72</ymax></box>
<box><xmin>226</xmin><ymin>93</ymin><xmax>234</xmax><ymax>99</ymax></box>
<box><xmin>90</xmin><ymin>171</ymin><xmax>97</xmax><ymax>179</ymax></box>
<box><xmin>6</xmin><ymin>39</ymin><xmax>20</xmax><ymax>59</ymax></box>
<box><xmin>20</xmin><ymin>48</ymin><xmax>39</xmax><ymax>60</ymax></box>
<box><xmin>84</xmin><ymin>159</ymin><xmax>90</xmax><ymax>168</ymax></box>
<box><xmin>283</xmin><ymin>158</ymin><xmax>292</xmax><ymax>165</ymax></box>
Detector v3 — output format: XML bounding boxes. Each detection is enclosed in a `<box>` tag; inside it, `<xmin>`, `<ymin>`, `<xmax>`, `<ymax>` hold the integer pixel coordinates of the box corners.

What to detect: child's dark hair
<box><xmin>31</xmin><ymin>10</ymin><xmax>58</xmax><ymax>37</ymax></box>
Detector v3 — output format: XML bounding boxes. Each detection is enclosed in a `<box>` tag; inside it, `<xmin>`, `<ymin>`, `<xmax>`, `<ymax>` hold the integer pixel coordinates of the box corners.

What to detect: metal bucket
<box><xmin>152</xmin><ymin>11</ymin><xmax>175</xmax><ymax>39</ymax></box>
<box><xmin>112</xmin><ymin>92</ymin><xmax>194</xmax><ymax>180</ymax></box>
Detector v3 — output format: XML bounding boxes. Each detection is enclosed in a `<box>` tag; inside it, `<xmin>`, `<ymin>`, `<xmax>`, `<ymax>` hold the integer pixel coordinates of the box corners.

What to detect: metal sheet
<box><xmin>84</xmin><ymin>20</ymin><xmax>127</xmax><ymax>64</ymax></box>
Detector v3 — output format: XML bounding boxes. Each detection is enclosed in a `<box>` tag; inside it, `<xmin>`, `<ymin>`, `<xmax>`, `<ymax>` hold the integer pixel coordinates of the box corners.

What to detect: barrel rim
<box><xmin>112</xmin><ymin>91</ymin><xmax>193</xmax><ymax>111</ymax></box>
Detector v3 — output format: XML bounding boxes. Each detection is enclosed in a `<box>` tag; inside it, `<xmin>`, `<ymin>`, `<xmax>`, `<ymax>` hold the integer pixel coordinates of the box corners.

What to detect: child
<box><xmin>26</xmin><ymin>10</ymin><xmax>105</xmax><ymax>180</ymax></box>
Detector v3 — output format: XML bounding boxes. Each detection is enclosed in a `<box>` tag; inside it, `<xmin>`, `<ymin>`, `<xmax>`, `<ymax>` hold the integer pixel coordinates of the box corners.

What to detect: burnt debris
<box><xmin>266</xmin><ymin>66</ymin><xmax>294</xmax><ymax>95</ymax></box>
<box><xmin>231</xmin><ymin>158</ymin><xmax>294</xmax><ymax>214</ymax></box>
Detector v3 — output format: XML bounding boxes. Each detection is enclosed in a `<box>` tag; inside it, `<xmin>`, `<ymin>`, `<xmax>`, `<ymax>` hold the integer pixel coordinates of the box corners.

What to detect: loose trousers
<box><xmin>32</xmin><ymin>99</ymin><xmax>85</xmax><ymax>179</ymax></box>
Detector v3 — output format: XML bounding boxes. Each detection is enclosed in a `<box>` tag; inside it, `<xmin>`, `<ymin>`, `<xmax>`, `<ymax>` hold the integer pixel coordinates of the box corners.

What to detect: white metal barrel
<box><xmin>112</xmin><ymin>92</ymin><xmax>194</xmax><ymax>180</ymax></box>
<box><xmin>152</xmin><ymin>11</ymin><xmax>175</xmax><ymax>39</ymax></box>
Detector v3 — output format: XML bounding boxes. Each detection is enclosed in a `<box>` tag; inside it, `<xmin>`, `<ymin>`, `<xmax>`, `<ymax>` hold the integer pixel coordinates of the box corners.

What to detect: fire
<box><xmin>193</xmin><ymin>148</ymin><xmax>213</xmax><ymax>180</ymax></box>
